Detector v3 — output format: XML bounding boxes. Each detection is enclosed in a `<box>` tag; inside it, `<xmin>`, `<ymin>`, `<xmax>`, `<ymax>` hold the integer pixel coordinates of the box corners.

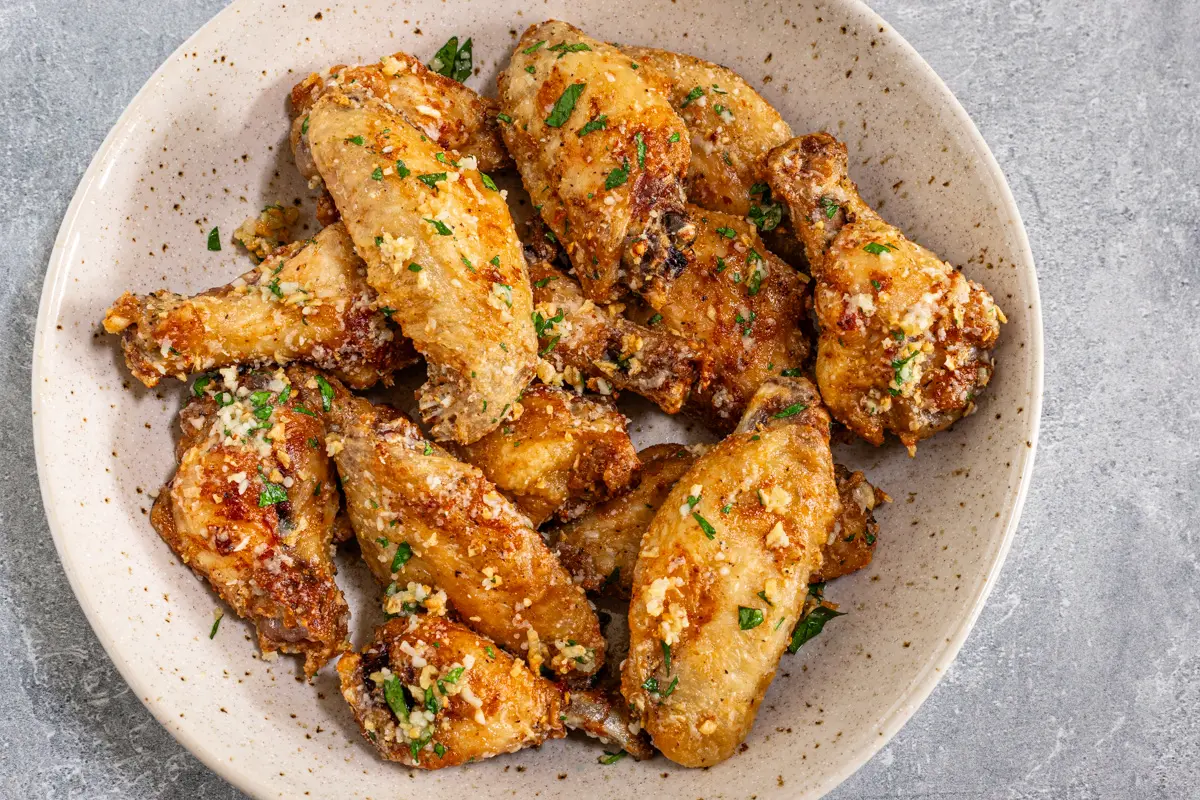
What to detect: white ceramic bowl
<box><xmin>33</xmin><ymin>1</ymin><xmax>1042</xmax><ymax>797</ymax></box>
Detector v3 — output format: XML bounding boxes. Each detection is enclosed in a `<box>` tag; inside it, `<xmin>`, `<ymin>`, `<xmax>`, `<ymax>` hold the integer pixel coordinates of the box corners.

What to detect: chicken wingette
<box><xmin>626</xmin><ymin>206</ymin><xmax>811</xmax><ymax>430</ymax></box>
<box><xmin>622</xmin><ymin>377</ymin><xmax>840</xmax><ymax>767</ymax></box>
<box><xmin>290</xmin><ymin>368</ymin><xmax>604</xmax><ymax>679</ymax></box>
<box><xmin>552</xmin><ymin>445</ymin><xmax>884</xmax><ymax>594</ymax></box>
<box><xmin>103</xmin><ymin>223</ymin><xmax>415</xmax><ymax>389</ymax></box>
<box><xmin>524</xmin><ymin>225</ymin><xmax>710</xmax><ymax>414</ymax></box>
<box><xmin>454</xmin><ymin>383</ymin><xmax>640</xmax><ymax>527</ymax></box>
<box><xmin>339</xmin><ymin>616</ymin><xmax>651</xmax><ymax>767</ymax></box>
<box><xmin>149</xmin><ymin>368</ymin><xmax>350</xmax><ymax>676</ymax></box>
<box><xmin>498</xmin><ymin>21</ymin><xmax>695</xmax><ymax>302</ymax></box>
<box><xmin>304</xmin><ymin>84</ymin><xmax>536</xmax><ymax>444</ymax></box>
<box><xmin>766</xmin><ymin>133</ymin><xmax>1005</xmax><ymax>453</ymax></box>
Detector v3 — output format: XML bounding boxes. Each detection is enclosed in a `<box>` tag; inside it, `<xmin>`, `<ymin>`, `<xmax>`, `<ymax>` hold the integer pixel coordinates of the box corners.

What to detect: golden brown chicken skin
<box><xmin>454</xmin><ymin>383</ymin><xmax>640</xmax><ymax>527</ymax></box>
<box><xmin>291</xmin><ymin>368</ymin><xmax>604</xmax><ymax>679</ymax></box>
<box><xmin>766</xmin><ymin>133</ymin><xmax>1005</xmax><ymax>453</ymax></box>
<box><xmin>290</xmin><ymin>50</ymin><xmax>510</xmax><ymax>190</ymax></box>
<box><xmin>622</xmin><ymin>378</ymin><xmax>841</xmax><ymax>767</ymax></box>
<box><xmin>103</xmin><ymin>223</ymin><xmax>416</xmax><ymax>389</ymax></box>
<box><xmin>150</xmin><ymin>368</ymin><xmax>350</xmax><ymax>676</ymax></box>
<box><xmin>525</xmin><ymin>227</ymin><xmax>710</xmax><ymax>414</ymax></box>
<box><xmin>811</xmin><ymin>465</ymin><xmax>889</xmax><ymax>583</ymax></box>
<box><xmin>620</xmin><ymin>47</ymin><xmax>792</xmax><ymax>221</ymax></box>
<box><xmin>498</xmin><ymin>21</ymin><xmax>695</xmax><ymax>302</ymax></box>
<box><xmin>304</xmin><ymin>85</ymin><xmax>536</xmax><ymax>444</ymax></box>
<box><xmin>626</xmin><ymin>206</ymin><xmax>811</xmax><ymax>431</ymax></box>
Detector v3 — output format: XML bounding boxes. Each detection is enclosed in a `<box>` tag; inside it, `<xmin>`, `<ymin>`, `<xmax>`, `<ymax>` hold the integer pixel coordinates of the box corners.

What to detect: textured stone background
<box><xmin>1</xmin><ymin>0</ymin><xmax>1197</xmax><ymax>796</ymax></box>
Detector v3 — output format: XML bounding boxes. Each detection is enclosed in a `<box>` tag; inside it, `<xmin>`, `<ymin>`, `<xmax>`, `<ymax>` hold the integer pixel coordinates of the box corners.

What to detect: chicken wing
<box><xmin>454</xmin><ymin>383</ymin><xmax>640</xmax><ymax>527</ymax></box>
<box><xmin>292</xmin><ymin>368</ymin><xmax>604</xmax><ymax>678</ymax></box>
<box><xmin>552</xmin><ymin>445</ymin><xmax>882</xmax><ymax>594</ymax></box>
<box><xmin>626</xmin><ymin>206</ymin><xmax>811</xmax><ymax>430</ymax></box>
<box><xmin>304</xmin><ymin>85</ymin><xmax>536</xmax><ymax>444</ymax></box>
<box><xmin>149</xmin><ymin>368</ymin><xmax>350</xmax><ymax>676</ymax></box>
<box><xmin>290</xmin><ymin>49</ymin><xmax>510</xmax><ymax>193</ymax></box>
<box><xmin>525</xmin><ymin>227</ymin><xmax>709</xmax><ymax>414</ymax></box>
<box><xmin>103</xmin><ymin>223</ymin><xmax>416</xmax><ymax>389</ymax></box>
<box><xmin>622</xmin><ymin>377</ymin><xmax>840</xmax><ymax>766</ymax></box>
<box><xmin>620</xmin><ymin>47</ymin><xmax>792</xmax><ymax>221</ymax></box>
<box><xmin>498</xmin><ymin>20</ymin><xmax>695</xmax><ymax>302</ymax></box>
<box><xmin>766</xmin><ymin>133</ymin><xmax>1005</xmax><ymax>452</ymax></box>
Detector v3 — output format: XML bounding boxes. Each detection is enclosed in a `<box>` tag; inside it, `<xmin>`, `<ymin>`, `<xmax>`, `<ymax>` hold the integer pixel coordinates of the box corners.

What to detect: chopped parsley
<box><xmin>780</xmin><ymin>367</ymin><xmax>804</xmax><ymax>377</ymax></box>
<box><xmin>605</xmin><ymin>158</ymin><xmax>630</xmax><ymax>190</ymax></box>
<box><xmin>395</xmin><ymin>159</ymin><xmax>411</xmax><ymax>178</ymax></box>
<box><xmin>345</xmin><ymin>135</ymin><xmax>364</xmax><ymax>146</ymax></box>
<box><xmin>408</xmin><ymin>262</ymin><xmax>423</xmax><ymax>272</ymax></box>
<box><xmin>545</xmin><ymin>82</ymin><xmax>586</xmax><ymax>127</ymax></box>
<box><xmin>715</xmin><ymin>256</ymin><xmax>728</xmax><ymax>273</ymax></box>
<box><xmin>668</xmin><ymin>131</ymin><xmax>681</xmax><ymax>143</ymax></box>
<box><xmin>206</xmin><ymin>227</ymin><xmax>221</xmax><ymax>251</ymax></box>
<box><xmin>429</xmin><ymin>36</ymin><xmax>473</xmax><ymax>83</ymax></box>
<box><xmin>787</xmin><ymin>605</ymin><xmax>844</xmax><ymax>654</ymax></box>
<box><xmin>383</xmin><ymin>675</ymin><xmax>410</xmax><ymax>723</ymax></box>
<box><xmin>648</xmin><ymin>313</ymin><xmax>663</xmax><ymax>326</ymax></box>
<box><xmin>424</xmin><ymin>218</ymin><xmax>453</xmax><ymax>236</ymax></box>
<box><xmin>258</xmin><ymin>480</ymin><xmax>287</xmax><ymax>507</ymax></box>
<box><xmin>748</xmin><ymin>203</ymin><xmax>783</xmax><ymax>232</ymax></box>
<box><xmin>532</xmin><ymin>275</ymin><xmax>556</xmax><ymax>289</ymax></box>
<box><xmin>892</xmin><ymin>351</ymin><xmax>920</xmax><ymax>386</ymax></box>
<box><xmin>300</xmin><ymin>116</ymin><xmax>309</xmax><ymax>135</ymax></box>
<box><xmin>191</xmin><ymin>375</ymin><xmax>212</xmax><ymax>397</ymax></box>
<box><xmin>423</xmin><ymin>441</ymin><xmax>433</xmax><ymax>456</ymax></box>
<box><xmin>548</xmin><ymin>42</ymin><xmax>592</xmax><ymax>58</ymax></box>
<box><xmin>370</xmin><ymin>166</ymin><xmax>383</xmax><ymax>181</ymax></box>
<box><xmin>598</xmin><ymin>750</ymin><xmax>626</xmax><ymax>765</ymax></box>
<box><xmin>772</xmin><ymin>402</ymin><xmax>807</xmax><ymax>419</ymax></box>
<box><xmin>757</xmin><ymin>590</ymin><xmax>774</xmax><ymax>607</ymax></box>
<box><xmin>662</xmin><ymin>640</ymin><xmax>672</xmax><ymax>674</ymax></box>
<box><xmin>578</xmin><ymin>115</ymin><xmax>607</xmax><ymax>136</ymax></box>
<box><xmin>715</xmin><ymin>226</ymin><xmax>737</xmax><ymax>239</ymax></box>
<box><xmin>681</xmin><ymin>86</ymin><xmax>704</xmax><ymax>107</ymax></box>
<box><xmin>496</xmin><ymin>112</ymin><xmax>513</xmax><ymax>124</ymax></box>
<box><xmin>522</xmin><ymin>40</ymin><xmax>546</xmax><ymax>54</ymax></box>
<box><xmin>693</xmin><ymin>511</ymin><xmax>716</xmax><ymax>539</ymax></box>
<box><xmin>738</xmin><ymin>606</ymin><xmax>765</xmax><ymax>630</ymax></box>
<box><xmin>480</xmin><ymin>172</ymin><xmax>499</xmax><ymax>191</ymax></box>
<box><xmin>417</xmin><ymin>172</ymin><xmax>447</xmax><ymax>189</ymax></box>
<box><xmin>635</xmin><ymin>132</ymin><xmax>646</xmax><ymax>168</ymax></box>
<box><xmin>819</xmin><ymin>196</ymin><xmax>840</xmax><ymax>218</ymax></box>
<box><xmin>391</xmin><ymin>541</ymin><xmax>413</xmax><ymax>572</ymax></box>
<box><xmin>209</xmin><ymin>611</ymin><xmax>223</xmax><ymax>639</ymax></box>
<box><xmin>863</xmin><ymin>242</ymin><xmax>893</xmax><ymax>255</ymax></box>
<box><xmin>871</xmin><ymin>279</ymin><xmax>882</xmax><ymax>290</ymax></box>
<box><xmin>315</xmin><ymin>374</ymin><xmax>334</xmax><ymax>411</ymax></box>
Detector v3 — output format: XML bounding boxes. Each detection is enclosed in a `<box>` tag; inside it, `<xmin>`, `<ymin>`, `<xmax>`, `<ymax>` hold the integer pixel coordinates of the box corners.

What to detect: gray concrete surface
<box><xmin>1</xmin><ymin>0</ymin><xmax>1197</xmax><ymax>796</ymax></box>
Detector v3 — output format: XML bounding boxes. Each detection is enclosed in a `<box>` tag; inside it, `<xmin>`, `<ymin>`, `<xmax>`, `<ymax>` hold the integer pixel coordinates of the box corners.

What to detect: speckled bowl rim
<box><xmin>33</xmin><ymin>1</ymin><xmax>1043</xmax><ymax>796</ymax></box>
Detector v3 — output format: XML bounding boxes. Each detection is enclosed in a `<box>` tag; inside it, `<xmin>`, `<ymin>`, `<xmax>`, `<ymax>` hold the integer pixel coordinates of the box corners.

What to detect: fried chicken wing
<box><xmin>620</xmin><ymin>47</ymin><xmax>792</xmax><ymax>221</ymax></box>
<box><xmin>293</xmin><ymin>369</ymin><xmax>604</xmax><ymax>678</ymax></box>
<box><xmin>304</xmin><ymin>85</ymin><xmax>536</xmax><ymax>444</ymax></box>
<box><xmin>626</xmin><ymin>206</ymin><xmax>811</xmax><ymax>430</ymax></box>
<box><xmin>103</xmin><ymin>223</ymin><xmax>416</xmax><ymax>389</ymax></box>
<box><xmin>290</xmin><ymin>50</ymin><xmax>510</xmax><ymax>193</ymax></box>
<box><xmin>766</xmin><ymin>133</ymin><xmax>1005</xmax><ymax>452</ymax></box>
<box><xmin>525</xmin><ymin>231</ymin><xmax>709</xmax><ymax>414</ymax></box>
<box><xmin>454</xmin><ymin>383</ymin><xmax>640</xmax><ymax>527</ymax></box>
<box><xmin>149</xmin><ymin>369</ymin><xmax>350</xmax><ymax>676</ymax></box>
<box><xmin>622</xmin><ymin>378</ymin><xmax>840</xmax><ymax>767</ymax></box>
<box><xmin>498</xmin><ymin>21</ymin><xmax>695</xmax><ymax>302</ymax></box>
<box><xmin>553</xmin><ymin>444</ymin><xmax>881</xmax><ymax>594</ymax></box>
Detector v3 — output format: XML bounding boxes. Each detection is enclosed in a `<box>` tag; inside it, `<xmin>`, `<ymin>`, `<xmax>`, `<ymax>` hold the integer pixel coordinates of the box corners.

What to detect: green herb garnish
<box><xmin>738</xmin><ymin>606</ymin><xmax>765</xmax><ymax>630</ymax></box>
<box><xmin>545</xmin><ymin>82</ymin><xmax>586</xmax><ymax>127</ymax></box>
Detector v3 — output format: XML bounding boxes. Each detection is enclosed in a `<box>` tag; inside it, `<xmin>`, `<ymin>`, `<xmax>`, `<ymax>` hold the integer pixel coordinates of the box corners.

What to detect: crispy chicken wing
<box><xmin>524</xmin><ymin>228</ymin><xmax>709</xmax><ymax>414</ymax></box>
<box><xmin>290</xmin><ymin>50</ymin><xmax>510</xmax><ymax>192</ymax></box>
<box><xmin>553</xmin><ymin>445</ymin><xmax>881</xmax><ymax>594</ymax></box>
<box><xmin>454</xmin><ymin>383</ymin><xmax>640</xmax><ymax>527</ymax></box>
<box><xmin>304</xmin><ymin>85</ymin><xmax>536</xmax><ymax>444</ymax></box>
<box><xmin>626</xmin><ymin>206</ymin><xmax>811</xmax><ymax>430</ymax></box>
<box><xmin>293</xmin><ymin>369</ymin><xmax>604</xmax><ymax>679</ymax></box>
<box><xmin>103</xmin><ymin>223</ymin><xmax>415</xmax><ymax>389</ymax></box>
<box><xmin>150</xmin><ymin>368</ymin><xmax>350</xmax><ymax>676</ymax></box>
<box><xmin>766</xmin><ymin>133</ymin><xmax>1005</xmax><ymax>452</ymax></box>
<box><xmin>622</xmin><ymin>378</ymin><xmax>840</xmax><ymax>766</ymax></box>
<box><xmin>620</xmin><ymin>47</ymin><xmax>792</xmax><ymax>220</ymax></box>
<box><xmin>498</xmin><ymin>21</ymin><xmax>695</xmax><ymax>302</ymax></box>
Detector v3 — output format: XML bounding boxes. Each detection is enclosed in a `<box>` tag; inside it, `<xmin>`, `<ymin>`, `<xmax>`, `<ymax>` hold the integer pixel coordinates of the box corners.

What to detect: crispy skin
<box><xmin>766</xmin><ymin>133</ymin><xmax>1004</xmax><ymax>452</ymax></box>
<box><xmin>294</xmin><ymin>369</ymin><xmax>604</xmax><ymax>678</ymax></box>
<box><xmin>554</xmin><ymin>444</ymin><xmax>879</xmax><ymax>594</ymax></box>
<box><xmin>338</xmin><ymin>616</ymin><xmax>566</xmax><ymax>767</ymax></box>
<box><xmin>626</xmin><ymin>206</ymin><xmax>811</xmax><ymax>431</ymax></box>
<box><xmin>290</xmin><ymin>51</ymin><xmax>510</xmax><ymax>186</ymax></box>
<box><xmin>103</xmin><ymin>224</ymin><xmax>415</xmax><ymax>389</ymax></box>
<box><xmin>621</xmin><ymin>47</ymin><xmax>792</xmax><ymax>219</ymax></box>
<box><xmin>304</xmin><ymin>87</ymin><xmax>536</xmax><ymax>444</ymax></box>
<box><xmin>525</xmin><ymin>229</ymin><xmax>709</xmax><ymax>414</ymax></box>
<box><xmin>454</xmin><ymin>384</ymin><xmax>640</xmax><ymax>527</ymax></box>
<box><xmin>498</xmin><ymin>21</ymin><xmax>695</xmax><ymax>302</ymax></box>
<box><xmin>549</xmin><ymin>443</ymin><xmax>699</xmax><ymax>593</ymax></box>
<box><xmin>622</xmin><ymin>378</ymin><xmax>840</xmax><ymax>767</ymax></box>
<box><xmin>149</xmin><ymin>369</ymin><xmax>350</xmax><ymax>676</ymax></box>
<box><xmin>811</xmin><ymin>466</ymin><xmax>889</xmax><ymax>583</ymax></box>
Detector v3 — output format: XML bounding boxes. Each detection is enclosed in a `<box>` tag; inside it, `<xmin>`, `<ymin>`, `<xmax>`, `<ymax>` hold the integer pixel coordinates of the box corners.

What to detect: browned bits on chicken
<box><xmin>102</xmin><ymin>223</ymin><xmax>417</xmax><ymax>390</ymax></box>
<box><xmin>626</xmin><ymin>206</ymin><xmax>812</xmax><ymax>431</ymax></box>
<box><xmin>620</xmin><ymin>47</ymin><xmax>793</xmax><ymax>219</ymax></box>
<box><xmin>337</xmin><ymin>616</ymin><xmax>566</xmax><ymax>768</ymax></box>
<box><xmin>498</xmin><ymin>21</ymin><xmax>695</xmax><ymax>302</ymax></box>
<box><xmin>766</xmin><ymin>133</ymin><xmax>1004</xmax><ymax>453</ymax></box>
<box><xmin>524</xmin><ymin>226</ymin><xmax>710</xmax><ymax>414</ymax></box>
<box><xmin>150</xmin><ymin>369</ymin><xmax>349</xmax><ymax>677</ymax></box>
<box><xmin>289</xmin><ymin>51</ymin><xmax>511</xmax><ymax>188</ymax></box>
<box><xmin>549</xmin><ymin>443</ymin><xmax>701</xmax><ymax>593</ymax></box>
<box><xmin>304</xmin><ymin>85</ymin><xmax>536</xmax><ymax>444</ymax></box>
<box><xmin>291</xmin><ymin>367</ymin><xmax>605</xmax><ymax>679</ymax></box>
<box><xmin>811</xmin><ymin>466</ymin><xmax>890</xmax><ymax>583</ymax></box>
<box><xmin>622</xmin><ymin>378</ymin><xmax>841</xmax><ymax>767</ymax></box>
<box><xmin>455</xmin><ymin>383</ymin><xmax>640</xmax><ymax>527</ymax></box>
<box><xmin>232</xmin><ymin>203</ymin><xmax>300</xmax><ymax>262</ymax></box>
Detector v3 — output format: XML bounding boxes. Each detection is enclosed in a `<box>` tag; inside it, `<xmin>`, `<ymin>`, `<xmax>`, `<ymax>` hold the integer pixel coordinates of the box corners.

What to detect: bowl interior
<box><xmin>33</xmin><ymin>0</ymin><xmax>1041</xmax><ymax>797</ymax></box>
